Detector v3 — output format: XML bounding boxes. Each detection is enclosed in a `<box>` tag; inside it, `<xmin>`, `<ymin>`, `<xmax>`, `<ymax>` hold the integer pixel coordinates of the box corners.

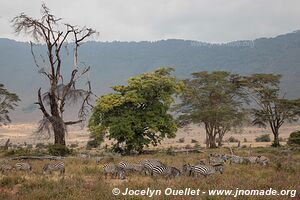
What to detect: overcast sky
<box><xmin>0</xmin><ymin>0</ymin><xmax>299</xmax><ymax>43</ymax></box>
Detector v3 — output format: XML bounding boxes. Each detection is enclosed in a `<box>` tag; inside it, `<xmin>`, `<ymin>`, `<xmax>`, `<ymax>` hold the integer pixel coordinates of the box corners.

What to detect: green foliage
<box><xmin>245</xmin><ymin>74</ymin><xmax>300</xmax><ymax>147</ymax></box>
<box><xmin>48</xmin><ymin>144</ymin><xmax>72</xmax><ymax>156</ymax></box>
<box><xmin>86</xmin><ymin>140</ymin><xmax>100</xmax><ymax>149</ymax></box>
<box><xmin>288</xmin><ymin>131</ymin><xmax>300</xmax><ymax>145</ymax></box>
<box><xmin>175</xmin><ymin>71</ymin><xmax>249</xmax><ymax>148</ymax></box>
<box><xmin>0</xmin><ymin>83</ymin><xmax>20</xmax><ymax>125</ymax></box>
<box><xmin>88</xmin><ymin>68</ymin><xmax>182</xmax><ymax>154</ymax></box>
<box><xmin>255</xmin><ymin>134</ymin><xmax>271</xmax><ymax>142</ymax></box>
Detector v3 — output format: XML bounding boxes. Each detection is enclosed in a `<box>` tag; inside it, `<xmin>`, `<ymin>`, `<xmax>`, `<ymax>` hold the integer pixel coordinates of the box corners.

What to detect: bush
<box><xmin>288</xmin><ymin>131</ymin><xmax>300</xmax><ymax>145</ymax></box>
<box><xmin>255</xmin><ymin>134</ymin><xmax>271</xmax><ymax>142</ymax></box>
<box><xmin>70</xmin><ymin>143</ymin><xmax>79</xmax><ymax>148</ymax></box>
<box><xmin>36</xmin><ymin>143</ymin><xmax>46</xmax><ymax>149</ymax></box>
<box><xmin>177</xmin><ymin>138</ymin><xmax>185</xmax><ymax>143</ymax></box>
<box><xmin>86</xmin><ymin>140</ymin><xmax>100</xmax><ymax>148</ymax></box>
<box><xmin>227</xmin><ymin>136</ymin><xmax>239</xmax><ymax>143</ymax></box>
<box><xmin>191</xmin><ymin>139</ymin><xmax>198</xmax><ymax>143</ymax></box>
<box><xmin>48</xmin><ymin>144</ymin><xmax>72</xmax><ymax>156</ymax></box>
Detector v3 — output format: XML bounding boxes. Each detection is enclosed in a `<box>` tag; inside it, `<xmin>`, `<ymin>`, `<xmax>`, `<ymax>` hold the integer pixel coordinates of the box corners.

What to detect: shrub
<box><xmin>48</xmin><ymin>144</ymin><xmax>72</xmax><ymax>156</ymax></box>
<box><xmin>191</xmin><ymin>139</ymin><xmax>198</xmax><ymax>143</ymax></box>
<box><xmin>86</xmin><ymin>140</ymin><xmax>100</xmax><ymax>148</ymax></box>
<box><xmin>177</xmin><ymin>138</ymin><xmax>185</xmax><ymax>143</ymax></box>
<box><xmin>287</xmin><ymin>131</ymin><xmax>300</xmax><ymax>146</ymax></box>
<box><xmin>36</xmin><ymin>143</ymin><xmax>46</xmax><ymax>149</ymax></box>
<box><xmin>227</xmin><ymin>136</ymin><xmax>239</xmax><ymax>143</ymax></box>
<box><xmin>255</xmin><ymin>134</ymin><xmax>271</xmax><ymax>142</ymax></box>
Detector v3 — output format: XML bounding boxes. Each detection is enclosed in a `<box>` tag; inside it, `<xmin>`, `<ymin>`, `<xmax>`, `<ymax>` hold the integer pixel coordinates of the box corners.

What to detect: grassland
<box><xmin>0</xmin><ymin>147</ymin><xmax>299</xmax><ymax>200</ymax></box>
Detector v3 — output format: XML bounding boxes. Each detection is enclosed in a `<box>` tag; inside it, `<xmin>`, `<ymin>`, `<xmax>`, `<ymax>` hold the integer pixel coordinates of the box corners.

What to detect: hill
<box><xmin>0</xmin><ymin>31</ymin><xmax>300</xmax><ymax>122</ymax></box>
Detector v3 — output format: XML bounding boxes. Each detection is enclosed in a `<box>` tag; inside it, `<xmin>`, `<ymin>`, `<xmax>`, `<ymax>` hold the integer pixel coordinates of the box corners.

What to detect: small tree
<box><xmin>245</xmin><ymin>74</ymin><xmax>300</xmax><ymax>147</ymax></box>
<box><xmin>88</xmin><ymin>68</ymin><xmax>182</xmax><ymax>154</ymax></box>
<box><xmin>0</xmin><ymin>83</ymin><xmax>20</xmax><ymax>125</ymax></box>
<box><xmin>12</xmin><ymin>4</ymin><xmax>96</xmax><ymax>145</ymax></box>
<box><xmin>175</xmin><ymin>71</ymin><xmax>248</xmax><ymax>148</ymax></box>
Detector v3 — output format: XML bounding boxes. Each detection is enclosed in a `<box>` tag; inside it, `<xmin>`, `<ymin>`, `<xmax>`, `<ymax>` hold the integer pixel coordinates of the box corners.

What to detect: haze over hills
<box><xmin>0</xmin><ymin>31</ymin><xmax>300</xmax><ymax>123</ymax></box>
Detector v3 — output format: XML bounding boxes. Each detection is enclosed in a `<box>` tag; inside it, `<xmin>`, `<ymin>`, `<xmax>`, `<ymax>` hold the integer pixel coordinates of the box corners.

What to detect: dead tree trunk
<box><xmin>12</xmin><ymin>4</ymin><xmax>96</xmax><ymax>146</ymax></box>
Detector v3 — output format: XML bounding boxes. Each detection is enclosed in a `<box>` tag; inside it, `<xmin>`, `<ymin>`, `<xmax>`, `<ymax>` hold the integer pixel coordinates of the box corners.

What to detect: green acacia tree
<box><xmin>0</xmin><ymin>83</ymin><xmax>20</xmax><ymax>125</ymax></box>
<box><xmin>175</xmin><ymin>71</ymin><xmax>248</xmax><ymax>148</ymax></box>
<box><xmin>245</xmin><ymin>74</ymin><xmax>300</xmax><ymax>147</ymax></box>
<box><xmin>88</xmin><ymin>68</ymin><xmax>182</xmax><ymax>154</ymax></box>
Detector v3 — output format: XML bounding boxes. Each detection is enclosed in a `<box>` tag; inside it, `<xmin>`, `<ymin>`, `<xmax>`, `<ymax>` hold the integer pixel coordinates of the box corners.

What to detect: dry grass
<box><xmin>0</xmin><ymin>147</ymin><xmax>299</xmax><ymax>200</ymax></box>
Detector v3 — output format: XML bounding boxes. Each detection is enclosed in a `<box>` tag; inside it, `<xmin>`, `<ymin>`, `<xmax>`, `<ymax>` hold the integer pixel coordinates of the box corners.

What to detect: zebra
<box><xmin>118</xmin><ymin>161</ymin><xmax>143</xmax><ymax>173</ymax></box>
<box><xmin>139</xmin><ymin>159</ymin><xmax>165</xmax><ymax>175</ymax></box>
<box><xmin>229</xmin><ymin>155</ymin><xmax>245</xmax><ymax>164</ymax></box>
<box><xmin>243</xmin><ymin>156</ymin><xmax>259</xmax><ymax>164</ymax></box>
<box><xmin>183</xmin><ymin>163</ymin><xmax>224</xmax><ymax>177</ymax></box>
<box><xmin>103</xmin><ymin>164</ymin><xmax>125</xmax><ymax>180</ymax></box>
<box><xmin>209</xmin><ymin>154</ymin><xmax>230</xmax><ymax>164</ymax></box>
<box><xmin>43</xmin><ymin>162</ymin><xmax>65</xmax><ymax>176</ymax></box>
<box><xmin>77</xmin><ymin>153</ymin><xmax>91</xmax><ymax>159</ymax></box>
<box><xmin>256</xmin><ymin>155</ymin><xmax>270</xmax><ymax>166</ymax></box>
<box><xmin>152</xmin><ymin>165</ymin><xmax>181</xmax><ymax>178</ymax></box>
<box><xmin>15</xmin><ymin>162</ymin><xmax>32</xmax><ymax>171</ymax></box>
<box><xmin>0</xmin><ymin>163</ymin><xmax>13</xmax><ymax>173</ymax></box>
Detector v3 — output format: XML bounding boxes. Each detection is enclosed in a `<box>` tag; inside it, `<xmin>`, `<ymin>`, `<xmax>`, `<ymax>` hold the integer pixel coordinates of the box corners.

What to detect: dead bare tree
<box><xmin>11</xmin><ymin>4</ymin><xmax>96</xmax><ymax>145</ymax></box>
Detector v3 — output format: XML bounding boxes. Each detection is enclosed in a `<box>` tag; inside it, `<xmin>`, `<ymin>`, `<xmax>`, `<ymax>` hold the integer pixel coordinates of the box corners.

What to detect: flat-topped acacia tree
<box><xmin>12</xmin><ymin>4</ymin><xmax>96</xmax><ymax>145</ymax></box>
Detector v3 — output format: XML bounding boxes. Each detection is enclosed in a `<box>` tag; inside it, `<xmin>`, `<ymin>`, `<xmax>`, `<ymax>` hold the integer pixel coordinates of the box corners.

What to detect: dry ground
<box><xmin>0</xmin><ymin>123</ymin><xmax>299</xmax><ymax>148</ymax></box>
<box><xmin>0</xmin><ymin>147</ymin><xmax>300</xmax><ymax>200</ymax></box>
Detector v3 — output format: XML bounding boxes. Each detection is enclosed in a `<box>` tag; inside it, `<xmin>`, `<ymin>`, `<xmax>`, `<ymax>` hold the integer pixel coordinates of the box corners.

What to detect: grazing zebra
<box><xmin>152</xmin><ymin>165</ymin><xmax>181</xmax><ymax>178</ymax></box>
<box><xmin>139</xmin><ymin>159</ymin><xmax>165</xmax><ymax>175</ymax></box>
<box><xmin>229</xmin><ymin>155</ymin><xmax>245</xmax><ymax>164</ymax></box>
<box><xmin>209</xmin><ymin>154</ymin><xmax>229</xmax><ymax>164</ymax></box>
<box><xmin>244</xmin><ymin>156</ymin><xmax>259</xmax><ymax>164</ymax></box>
<box><xmin>118</xmin><ymin>161</ymin><xmax>143</xmax><ymax>173</ymax></box>
<box><xmin>0</xmin><ymin>163</ymin><xmax>13</xmax><ymax>173</ymax></box>
<box><xmin>256</xmin><ymin>156</ymin><xmax>270</xmax><ymax>166</ymax></box>
<box><xmin>77</xmin><ymin>153</ymin><xmax>91</xmax><ymax>159</ymax></box>
<box><xmin>43</xmin><ymin>162</ymin><xmax>65</xmax><ymax>176</ymax></box>
<box><xmin>183</xmin><ymin>163</ymin><xmax>224</xmax><ymax>177</ymax></box>
<box><xmin>15</xmin><ymin>162</ymin><xmax>32</xmax><ymax>171</ymax></box>
<box><xmin>103</xmin><ymin>164</ymin><xmax>125</xmax><ymax>180</ymax></box>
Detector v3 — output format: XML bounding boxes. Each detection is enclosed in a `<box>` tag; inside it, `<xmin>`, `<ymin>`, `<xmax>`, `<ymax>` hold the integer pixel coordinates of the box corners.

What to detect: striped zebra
<box><xmin>103</xmin><ymin>164</ymin><xmax>125</xmax><ymax>180</ymax></box>
<box><xmin>229</xmin><ymin>155</ymin><xmax>245</xmax><ymax>164</ymax></box>
<box><xmin>244</xmin><ymin>156</ymin><xmax>259</xmax><ymax>164</ymax></box>
<box><xmin>118</xmin><ymin>161</ymin><xmax>143</xmax><ymax>173</ymax></box>
<box><xmin>256</xmin><ymin>156</ymin><xmax>270</xmax><ymax>166</ymax></box>
<box><xmin>0</xmin><ymin>163</ymin><xmax>13</xmax><ymax>173</ymax></box>
<box><xmin>209</xmin><ymin>154</ymin><xmax>229</xmax><ymax>164</ymax></box>
<box><xmin>43</xmin><ymin>162</ymin><xmax>65</xmax><ymax>176</ymax></box>
<box><xmin>139</xmin><ymin>159</ymin><xmax>165</xmax><ymax>175</ymax></box>
<box><xmin>152</xmin><ymin>165</ymin><xmax>181</xmax><ymax>178</ymax></box>
<box><xmin>183</xmin><ymin>163</ymin><xmax>224</xmax><ymax>177</ymax></box>
<box><xmin>15</xmin><ymin>162</ymin><xmax>32</xmax><ymax>171</ymax></box>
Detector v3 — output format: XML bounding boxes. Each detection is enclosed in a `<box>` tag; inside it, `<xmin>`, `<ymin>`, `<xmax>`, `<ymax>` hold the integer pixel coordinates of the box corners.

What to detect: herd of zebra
<box><xmin>102</xmin><ymin>153</ymin><xmax>270</xmax><ymax>180</ymax></box>
<box><xmin>0</xmin><ymin>162</ymin><xmax>65</xmax><ymax>175</ymax></box>
<box><xmin>0</xmin><ymin>153</ymin><xmax>270</xmax><ymax>180</ymax></box>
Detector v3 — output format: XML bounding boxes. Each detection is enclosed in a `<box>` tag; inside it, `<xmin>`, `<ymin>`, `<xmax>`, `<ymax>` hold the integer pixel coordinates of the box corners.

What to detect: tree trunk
<box><xmin>51</xmin><ymin>117</ymin><xmax>66</xmax><ymax>145</ymax></box>
<box><xmin>272</xmin><ymin>131</ymin><xmax>280</xmax><ymax>147</ymax></box>
<box><xmin>218</xmin><ymin>133</ymin><xmax>224</xmax><ymax>147</ymax></box>
<box><xmin>208</xmin><ymin>134</ymin><xmax>217</xmax><ymax>148</ymax></box>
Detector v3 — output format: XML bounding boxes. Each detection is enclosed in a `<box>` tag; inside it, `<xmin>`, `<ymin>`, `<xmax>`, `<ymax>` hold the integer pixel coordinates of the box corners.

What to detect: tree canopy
<box><xmin>88</xmin><ymin>68</ymin><xmax>182</xmax><ymax>154</ymax></box>
<box><xmin>245</xmin><ymin>74</ymin><xmax>300</xmax><ymax>147</ymax></box>
<box><xmin>0</xmin><ymin>83</ymin><xmax>20</xmax><ymax>125</ymax></box>
<box><xmin>175</xmin><ymin>71</ymin><xmax>248</xmax><ymax>148</ymax></box>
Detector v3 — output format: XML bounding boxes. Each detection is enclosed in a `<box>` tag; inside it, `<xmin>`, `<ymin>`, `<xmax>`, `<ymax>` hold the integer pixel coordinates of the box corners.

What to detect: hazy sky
<box><xmin>0</xmin><ymin>0</ymin><xmax>299</xmax><ymax>43</ymax></box>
